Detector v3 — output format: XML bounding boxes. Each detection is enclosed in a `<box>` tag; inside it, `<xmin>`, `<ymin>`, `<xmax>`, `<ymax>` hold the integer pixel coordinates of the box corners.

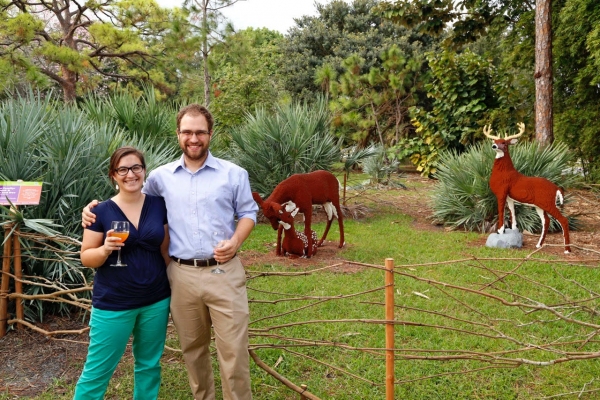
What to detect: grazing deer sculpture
<box><xmin>278</xmin><ymin>206</ymin><xmax>319</xmax><ymax>258</ymax></box>
<box><xmin>252</xmin><ymin>170</ymin><xmax>345</xmax><ymax>258</ymax></box>
<box><xmin>484</xmin><ymin>123</ymin><xmax>571</xmax><ymax>253</ymax></box>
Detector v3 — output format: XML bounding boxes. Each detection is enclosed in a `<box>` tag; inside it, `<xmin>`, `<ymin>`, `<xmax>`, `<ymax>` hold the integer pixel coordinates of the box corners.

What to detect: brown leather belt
<box><xmin>171</xmin><ymin>256</ymin><xmax>218</xmax><ymax>267</ymax></box>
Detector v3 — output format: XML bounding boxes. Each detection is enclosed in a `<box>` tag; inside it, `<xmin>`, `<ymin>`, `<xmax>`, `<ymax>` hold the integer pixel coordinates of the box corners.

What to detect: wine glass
<box><xmin>211</xmin><ymin>231</ymin><xmax>226</xmax><ymax>274</ymax></box>
<box><xmin>109</xmin><ymin>221</ymin><xmax>129</xmax><ymax>267</ymax></box>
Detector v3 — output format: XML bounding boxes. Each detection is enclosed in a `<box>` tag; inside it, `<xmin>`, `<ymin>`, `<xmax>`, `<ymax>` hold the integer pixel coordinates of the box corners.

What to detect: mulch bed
<box><xmin>0</xmin><ymin>316</ymin><xmax>89</xmax><ymax>397</ymax></box>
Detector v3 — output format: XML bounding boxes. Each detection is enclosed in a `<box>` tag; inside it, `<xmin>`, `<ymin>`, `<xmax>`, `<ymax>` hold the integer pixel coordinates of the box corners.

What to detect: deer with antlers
<box><xmin>483</xmin><ymin>123</ymin><xmax>571</xmax><ymax>253</ymax></box>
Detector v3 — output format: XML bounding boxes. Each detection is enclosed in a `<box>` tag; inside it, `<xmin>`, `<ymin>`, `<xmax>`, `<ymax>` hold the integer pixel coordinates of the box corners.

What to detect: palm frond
<box><xmin>226</xmin><ymin>99</ymin><xmax>341</xmax><ymax>197</ymax></box>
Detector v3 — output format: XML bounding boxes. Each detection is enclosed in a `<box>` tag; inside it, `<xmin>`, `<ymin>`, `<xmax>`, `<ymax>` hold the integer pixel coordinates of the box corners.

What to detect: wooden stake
<box><xmin>1</xmin><ymin>226</ymin><xmax>13</xmax><ymax>338</ymax></box>
<box><xmin>300</xmin><ymin>384</ymin><xmax>308</xmax><ymax>400</ymax></box>
<box><xmin>385</xmin><ymin>258</ymin><xmax>395</xmax><ymax>400</ymax></box>
<box><xmin>249</xmin><ymin>350</ymin><xmax>321</xmax><ymax>400</ymax></box>
<box><xmin>13</xmin><ymin>226</ymin><xmax>23</xmax><ymax>329</ymax></box>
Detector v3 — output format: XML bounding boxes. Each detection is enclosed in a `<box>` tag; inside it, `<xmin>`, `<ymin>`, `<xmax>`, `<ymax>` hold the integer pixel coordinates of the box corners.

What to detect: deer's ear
<box><xmin>509</xmin><ymin>138</ymin><xmax>519</xmax><ymax>145</ymax></box>
<box><xmin>252</xmin><ymin>192</ymin><xmax>263</xmax><ymax>205</ymax></box>
<box><xmin>283</xmin><ymin>201</ymin><xmax>296</xmax><ymax>213</ymax></box>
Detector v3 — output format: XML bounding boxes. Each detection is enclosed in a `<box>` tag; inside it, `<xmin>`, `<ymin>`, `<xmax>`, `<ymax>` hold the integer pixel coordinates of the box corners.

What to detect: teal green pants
<box><xmin>73</xmin><ymin>297</ymin><xmax>170</xmax><ymax>400</ymax></box>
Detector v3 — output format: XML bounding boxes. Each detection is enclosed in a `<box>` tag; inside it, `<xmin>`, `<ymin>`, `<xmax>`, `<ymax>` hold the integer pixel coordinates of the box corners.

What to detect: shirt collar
<box><xmin>170</xmin><ymin>152</ymin><xmax>218</xmax><ymax>174</ymax></box>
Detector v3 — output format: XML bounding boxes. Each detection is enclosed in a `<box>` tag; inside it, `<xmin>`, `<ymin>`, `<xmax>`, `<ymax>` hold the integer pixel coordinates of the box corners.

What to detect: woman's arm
<box><xmin>160</xmin><ymin>224</ymin><xmax>171</xmax><ymax>267</ymax></box>
<box><xmin>80</xmin><ymin>229</ymin><xmax>122</xmax><ymax>268</ymax></box>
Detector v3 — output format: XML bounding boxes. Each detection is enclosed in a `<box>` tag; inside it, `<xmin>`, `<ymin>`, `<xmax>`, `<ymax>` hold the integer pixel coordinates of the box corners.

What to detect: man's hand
<box><xmin>213</xmin><ymin>237</ymin><xmax>239</xmax><ymax>264</ymax></box>
<box><xmin>82</xmin><ymin>200</ymin><xmax>99</xmax><ymax>228</ymax></box>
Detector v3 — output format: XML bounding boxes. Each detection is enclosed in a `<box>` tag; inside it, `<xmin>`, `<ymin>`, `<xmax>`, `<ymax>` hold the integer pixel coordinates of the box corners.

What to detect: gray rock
<box><xmin>486</xmin><ymin>228</ymin><xmax>523</xmax><ymax>249</ymax></box>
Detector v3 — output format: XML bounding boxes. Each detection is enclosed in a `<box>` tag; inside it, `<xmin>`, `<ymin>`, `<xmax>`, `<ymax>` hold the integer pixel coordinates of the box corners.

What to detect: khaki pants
<box><xmin>167</xmin><ymin>257</ymin><xmax>251</xmax><ymax>400</ymax></box>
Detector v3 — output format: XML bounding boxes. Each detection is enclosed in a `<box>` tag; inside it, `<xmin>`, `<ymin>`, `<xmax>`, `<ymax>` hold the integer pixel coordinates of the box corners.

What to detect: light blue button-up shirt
<box><xmin>143</xmin><ymin>152</ymin><xmax>258</xmax><ymax>260</ymax></box>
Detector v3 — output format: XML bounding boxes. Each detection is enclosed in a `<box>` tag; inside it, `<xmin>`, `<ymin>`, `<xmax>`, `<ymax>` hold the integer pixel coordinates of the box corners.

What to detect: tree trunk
<box><xmin>534</xmin><ymin>0</ymin><xmax>553</xmax><ymax>146</ymax></box>
<box><xmin>61</xmin><ymin>66</ymin><xmax>77</xmax><ymax>103</ymax></box>
<box><xmin>202</xmin><ymin>0</ymin><xmax>211</xmax><ymax>108</ymax></box>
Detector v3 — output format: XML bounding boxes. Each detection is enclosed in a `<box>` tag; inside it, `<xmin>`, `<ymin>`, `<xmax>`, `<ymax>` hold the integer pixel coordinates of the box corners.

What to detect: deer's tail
<box><xmin>556</xmin><ymin>190</ymin><xmax>564</xmax><ymax>205</ymax></box>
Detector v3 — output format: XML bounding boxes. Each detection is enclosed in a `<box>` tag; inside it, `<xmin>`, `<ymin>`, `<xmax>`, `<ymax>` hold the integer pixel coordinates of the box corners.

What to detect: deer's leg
<box><xmin>535</xmin><ymin>206</ymin><xmax>549</xmax><ymax>248</ymax></box>
<box><xmin>506</xmin><ymin>196</ymin><xmax>517</xmax><ymax>230</ymax></box>
<box><xmin>547</xmin><ymin>206</ymin><xmax>572</xmax><ymax>254</ymax></box>
<box><xmin>310</xmin><ymin>231</ymin><xmax>319</xmax><ymax>256</ymax></box>
<box><xmin>335</xmin><ymin>201</ymin><xmax>345</xmax><ymax>248</ymax></box>
<box><xmin>497</xmin><ymin>195</ymin><xmax>507</xmax><ymax>234</ymax></box>
<box><xmin>304</xmin><ymin>211</ymin><xmax>314</xmax><ymax>257</ymax></box>
<box><xmin>276</xmin><ymin>225</ymin><xmax>283</xmax><ymax>256</ymax></box>
<box><xmin>319</xmin><ymin>203</ymin><xmax>334</xmax><ymax>246</ymax></box>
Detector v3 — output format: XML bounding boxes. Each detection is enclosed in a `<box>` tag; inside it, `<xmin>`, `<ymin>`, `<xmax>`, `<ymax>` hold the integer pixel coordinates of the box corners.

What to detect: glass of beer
<box><xmin>109</xmin><ymin>221</ymin><xmax>130</xmax><ymax>267</ymax></box>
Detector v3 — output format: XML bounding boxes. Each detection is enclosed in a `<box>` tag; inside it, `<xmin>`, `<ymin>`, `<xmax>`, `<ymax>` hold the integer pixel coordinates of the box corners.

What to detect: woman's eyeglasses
<box><xmin>115</xmin><ymin>164</ymin><xmax>145</xmax><ymax>176</ymax></box>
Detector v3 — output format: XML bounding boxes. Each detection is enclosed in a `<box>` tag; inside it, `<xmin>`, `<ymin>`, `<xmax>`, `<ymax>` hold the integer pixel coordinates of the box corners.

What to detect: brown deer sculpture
<box><xmin>252</xmin><ymin>170</ymin><xmax>344</xmax><ymax>257</ymax></box>
<box><xmin>484</xmin><ymin>123</ymin><xmax>571</xmax><ymax>253</ymax></box>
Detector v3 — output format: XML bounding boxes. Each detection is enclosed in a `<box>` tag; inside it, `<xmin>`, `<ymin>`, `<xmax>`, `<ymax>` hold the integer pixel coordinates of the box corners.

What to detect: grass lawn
<box><xmin>11</xmin><ymin>173</ymin><xmax>600</xmax><ymax>400</ymax></box>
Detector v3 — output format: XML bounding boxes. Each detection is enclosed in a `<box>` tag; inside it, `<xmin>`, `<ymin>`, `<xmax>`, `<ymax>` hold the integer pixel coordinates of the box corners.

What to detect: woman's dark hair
<box><xmin>109</xmin><ymin>147</ymin><xmax>146</xmax><ymax>185</ymax></box>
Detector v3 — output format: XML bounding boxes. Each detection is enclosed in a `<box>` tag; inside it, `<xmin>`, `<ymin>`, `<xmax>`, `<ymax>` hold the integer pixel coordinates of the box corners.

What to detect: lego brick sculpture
<box><xmin>252</xmin><ymin>170</ymin><xmax>345</xmax><ymax>257</ymax></box>
<box><xmin>277</xmin><ymin>205</ymin><xmax>319</xmax><ymax>258</ymax></box>
<box><xmin>484</xmin><ymin>123</ymin><xmax>571</xmax><ymax>253</ymax></box>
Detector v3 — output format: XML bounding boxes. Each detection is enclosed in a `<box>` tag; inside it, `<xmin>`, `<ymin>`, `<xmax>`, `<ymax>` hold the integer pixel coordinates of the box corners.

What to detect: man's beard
<box><xmin>181</xmin><ymin>144</ymin><xmax>208</xmax><ymax>161</ymax></box>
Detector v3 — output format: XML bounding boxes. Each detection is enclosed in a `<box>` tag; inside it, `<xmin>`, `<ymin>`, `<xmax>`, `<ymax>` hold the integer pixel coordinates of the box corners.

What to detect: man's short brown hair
<box><xmin>176</xmin><ymin>104</ymin><xmax>214</xmax><ymax>132</ymax></box>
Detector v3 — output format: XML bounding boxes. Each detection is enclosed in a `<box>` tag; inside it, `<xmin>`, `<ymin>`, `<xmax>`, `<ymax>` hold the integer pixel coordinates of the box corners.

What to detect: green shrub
<box><xmin>361</xmin><ymin>144</ymin><xmax>399</xmax><ymax>184</ymax></box>
<box><xmin>225</xmin><ymin>99</ymin><xmax>341</xmax><ymax>196</ymax></box>
<box><xmin>79</xmin><ymin>85</ymin><xmax>177</xmax><ymax>142</ymax></box>
<box><xmin>555</xmin><ymin>107</ymin><xmax>600</xmax><ymax>183</ymax></box>
<box><xmin>432</xmin><ymin>140</ymin><xmax>579</xmax><ymax>233</ymax></box>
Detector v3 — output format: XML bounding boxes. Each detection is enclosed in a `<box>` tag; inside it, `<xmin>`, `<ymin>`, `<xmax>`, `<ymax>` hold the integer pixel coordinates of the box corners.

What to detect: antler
<box><xmin>483</xmin><ymin>125</ymin><xmax>500</xmax><ymax>140</ymax></box>
<box><xmin>504</xmin><ymin>122</ymin><xmax>525</xmax><ymax>140</ymax></box>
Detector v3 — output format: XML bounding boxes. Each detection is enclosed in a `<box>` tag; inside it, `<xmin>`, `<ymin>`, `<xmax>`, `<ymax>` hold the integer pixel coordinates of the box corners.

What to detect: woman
<box><xmin>74</xmin><ymin>147</ymin><xmax>171</xmax><ymax>400</ymax></box>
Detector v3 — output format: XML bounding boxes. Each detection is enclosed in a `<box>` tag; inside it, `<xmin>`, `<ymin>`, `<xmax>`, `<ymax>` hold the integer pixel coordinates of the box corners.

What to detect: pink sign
<box><xmin>0</xmin><ymin>182</ymin><xmax>43</xmax><ymax>206</ymax></box>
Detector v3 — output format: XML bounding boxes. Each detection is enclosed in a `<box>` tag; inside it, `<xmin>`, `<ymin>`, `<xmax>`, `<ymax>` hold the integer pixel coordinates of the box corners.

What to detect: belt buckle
<box><xmin>193</xmin><ymin>259</ymin><xmax>208</xmax><ymax>267</ymax></box>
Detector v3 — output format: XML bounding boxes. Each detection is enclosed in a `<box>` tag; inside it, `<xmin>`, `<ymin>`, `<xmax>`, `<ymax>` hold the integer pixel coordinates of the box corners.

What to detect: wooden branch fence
<box><xmin>2</xmin><ymin>226</ymin><xmax>600</xmax><ymax>398</ymax></box>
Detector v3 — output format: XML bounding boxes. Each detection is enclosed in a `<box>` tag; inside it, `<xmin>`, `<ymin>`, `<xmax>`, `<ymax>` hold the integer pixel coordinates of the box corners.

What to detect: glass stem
<box><xmin>117</xmin><ymin>249</ymin><xmax>122</xmax><ymax>265</ymax></box>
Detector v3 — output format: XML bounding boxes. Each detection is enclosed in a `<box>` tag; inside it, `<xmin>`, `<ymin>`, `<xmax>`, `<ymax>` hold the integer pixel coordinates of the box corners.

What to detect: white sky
<box><xmin>154</xmin><ymin>0</ymin><xmax>337</xmax><ymax>34</ymax></box>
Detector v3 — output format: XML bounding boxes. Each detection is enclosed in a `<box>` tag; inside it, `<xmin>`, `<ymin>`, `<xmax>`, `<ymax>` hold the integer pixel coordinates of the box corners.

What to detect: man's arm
<box><xmin>160</xmin><ymin>225</ymin><xmax>171</xmax><ymax>266</ymax></box>
<box><xmin>82</xmin><ymin>200</ymin><xmax>99</xmax><ymax>228</ymax></box>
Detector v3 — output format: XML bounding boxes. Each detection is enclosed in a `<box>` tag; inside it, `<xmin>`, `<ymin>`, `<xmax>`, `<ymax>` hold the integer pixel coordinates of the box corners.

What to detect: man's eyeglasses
<box><xmin>178</xmin><ymin>130</ymin><xmax>210</xmax><ymax>138</ymax></box>
<box><xmin>115</xmin><ymin>164</ymin><xmax>145</xmax><ymax>176</ymax></box>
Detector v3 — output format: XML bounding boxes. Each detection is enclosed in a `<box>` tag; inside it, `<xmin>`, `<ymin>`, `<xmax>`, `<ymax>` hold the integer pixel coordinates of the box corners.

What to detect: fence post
<box><xmin>300</xmin><ymin>384</ymin><xmax>308</xmax><ymax>400</ymax></box>
<box><xmin>1</xmin><ymin>225</ymin><xmax>13</xmax><ymax>338</ymax></box>
<box><xmin>13</xmin><ymin>226</ymin><xmax>23</xmax><ymax>329</ymax></box>
<box><xmin>385</xmin><ymin>258</ymin><xmax>395</xmax><ymax>400</ymax></box>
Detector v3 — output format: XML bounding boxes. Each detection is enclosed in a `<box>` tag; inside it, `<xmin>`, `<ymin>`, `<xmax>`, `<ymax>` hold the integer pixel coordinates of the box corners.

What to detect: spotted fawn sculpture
<box><xmin>278</xmin><ymin>206</ymin><xmax>319</xmax><ymax>258</ymax></box>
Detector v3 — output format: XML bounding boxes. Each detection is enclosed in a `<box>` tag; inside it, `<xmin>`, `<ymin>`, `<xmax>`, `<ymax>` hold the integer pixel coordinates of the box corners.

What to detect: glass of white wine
<box><xmin>211</xmin><ymin>231</ymin><xmax>226</xmax><ymax>274</ymax></box>
<box><xmin>109</xmin><ymin>221</ymin><xmax>129</xmax><ymax>267</ymax></box>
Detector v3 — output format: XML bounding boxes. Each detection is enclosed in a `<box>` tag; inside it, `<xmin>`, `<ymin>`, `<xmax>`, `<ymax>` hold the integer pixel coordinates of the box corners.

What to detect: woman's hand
<box><xmin>103</xmin><ymin>229</ymin><xmax>124</xmax><ymax>256</ymax></box>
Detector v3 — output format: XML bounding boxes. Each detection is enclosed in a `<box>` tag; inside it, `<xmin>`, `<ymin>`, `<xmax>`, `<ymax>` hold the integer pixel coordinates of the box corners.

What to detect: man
<box><xmin>83</xmin><ymin>104</ymin><xmax>257</xmax><ymax>400</ymax></box>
